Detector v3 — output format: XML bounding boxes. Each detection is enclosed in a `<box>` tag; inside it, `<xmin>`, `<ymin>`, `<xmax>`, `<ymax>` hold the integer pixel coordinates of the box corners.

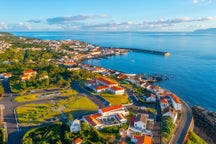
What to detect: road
<box><xmin>170</xmin><ymin>100</ymin><xmax>193</xmax><ymax>144</ymax></box>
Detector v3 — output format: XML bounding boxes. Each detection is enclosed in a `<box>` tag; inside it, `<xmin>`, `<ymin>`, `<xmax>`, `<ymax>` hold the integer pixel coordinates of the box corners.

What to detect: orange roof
<box><xmin>159</xmin><ymin>93</ymin><xmax>168</xmax><ymax>97</ymax></box>
<box><xmin>160</xmin><ymin>99</ymin><xmax>169</xmax><ymax>104</ymax></box>
<box><xmin>110</xmin><ymin>86</ymin><xmax>124</xmax><ymax>91</ymax></box>
<box><xmin>132</xmin><ymin>135</ymin><xmax>152</xmax><ymax>144</ymax></box>
<box><xmin>84</xmin><ymin>113</ymin><xmax>102</xmax><ymax>127</ymax></box>
<box><xmin>64</xmin><ymin>61</ymin><xmax>76</xmax><ymax>65</ymax></box>
<box><xmin>100</xmin><ymin>105</ymin><xmax>123</xmax><ymax>113</ymax></box>
<box><xmin>151</xmin><ymin>85</ymin><xmax>160</xmax><ymax>90</ymax></box>
<box><xmin>3</xmin><ymin>73</ymin><xmax>12</xmax><ymax>77</ymax></box>
<box><xmin>24</xmin><ymin>70</ymin><xmax>36</xmax><ymax>74</ymax></box>
<box><xmin>97</xmin><ymin>77</ymin><xmax>117</xmax><ymax>85</ymax></box>
<box><xmin>95</xmin><ymin>85</ymin><xmax>109</xmax><ymax>91</ymax></box>
<box><xmin>73</xmin><ymin>138</ymin><xmax>83</xmax><ymax>144</ymax></box>
<box><xmin>170</xmin><ymin>94</ymin><xmax>181</xmax><ymax>104</ymax></box>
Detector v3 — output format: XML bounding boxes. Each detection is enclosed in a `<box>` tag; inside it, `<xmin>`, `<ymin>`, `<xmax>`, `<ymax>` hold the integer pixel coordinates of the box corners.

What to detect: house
<box><xmin>83</xmin><ymin>105</ymin><xmax>129</xmax><ymax>129</ymax></box>
<box><xmin>134</xmin><ymin>114</ymin><xmax>148</xmax><ymax>131</ymax></box>
<box><xmin>146</xmin><ymin>93</ymin><xmax>156</xmax><ymax>102</ymax></box>
<box><xmin>162</xmin><ymin>107</ymin><xmax>178</xmax><ymax>123</ymax></box>
<box><xmin>21</xmin><ymin>70</ymin><xmax>37</xmax><ymax>80</ymax></box>
<box><xmin>98</xmin><ymin>105</ymin><xmax>128</xmax><ymax>116</ymax></box>
<box><xmin>131</xmin><ymin>134</ymin><xmax>152</xmax><ymax>144</ymax></box>
<box><xmin>94</xmin><ymin>85</ymin><xmax>109</xmax><ymax>93</ymax></box>
<box><xmin>70</xmin><ymin>119</ymin><xmax>81</xmax><ymax>133</ymax></box>
<box><xmin>84</xmin><ymin>79</ymin><xmax>97</xmax><ymax>87</ymax></box>
<box><xmin>72</xmin><ymin>138</ymin><xmax>83</xmax><ymax>144</ymax></box>
<box><xmin>160</xmin><ymin>98</ymin><xmax>170</xmax><ymax>111</ymax></box>
<box><xmin>0</xmin><ymin>73</ymin><xmax>12</xmax><ymax>79</ymax></box>
<box><xmin>169</xmin><ymin>94</ymin><xmax>181</xmax><ymax>111</ymax></box>
<box><xmin>96</xmin><ymin>77</ymin><xmax>118</xmax><ymax>88</ymax></box>
<box><xmin>110</xmin><ymin>86</ymin><xmax>125</xmax><ymax>95</ymax></box>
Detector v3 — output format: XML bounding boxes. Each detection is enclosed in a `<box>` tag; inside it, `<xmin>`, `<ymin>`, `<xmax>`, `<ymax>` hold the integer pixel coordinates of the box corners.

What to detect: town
<box><xmin>0</xmin><ymin>32</ymin><xmax>194</xmax><ymax>144</ymax></box>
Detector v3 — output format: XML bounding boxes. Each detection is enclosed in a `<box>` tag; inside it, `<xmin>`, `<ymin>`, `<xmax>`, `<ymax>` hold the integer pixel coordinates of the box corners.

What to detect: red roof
<box><xmin>24</xmin><ymin>70</ymin><xmax>36</xmax><ymax>73</ymax></box>
<box><xmin>100</xmin><ymin>105</ymin><xmax>123</xmax><ymax>113</ymax></box>
<box><xmin>97</xmin><ymin>77</ymin><xmax>117</xmax><ymax>86</ymax></box>
<box><xmin>170</xmin><ymin>94</ymin><xmax>181</xmax><ymax>104</ymax></box>
<box><xmin>84</xmin><ymin>113</ymin><xmax>102</xmax><ymax>127</ymax></box>
<box><xmin>110</xmin><ymin>86</ymin><xmax>124</xmax><ymax>91</ymax></box>
<box><xmin>95</xmin><ymin>85</ymin><xmax>109</xmax><ymax>91</ymax></box>
<box><xmin>132</xmin><ymin>135</ymin><xmax>152</xmax><ymax>144</ymax></box>
<box><xmin>3</xmin><ymin>73</ymin><xmax>12</xmax><ymax>77</ymax></box>
<box><xmin>73</xmin><ymin>138</ymin><xmax>83</xmax><ymax>144</ymax></box>
<box><xmin>160</xmin><ymin>99</ymin><xmax>169</xmax><ymax>104</ymax></box>
<box><xmin>151</xmin><ymin>85</ymin><xmax>160</xmax><ymax>90</ymax></box>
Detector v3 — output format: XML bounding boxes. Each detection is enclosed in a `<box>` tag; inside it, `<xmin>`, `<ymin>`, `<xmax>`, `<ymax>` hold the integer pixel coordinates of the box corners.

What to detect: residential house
<box><xmin>134</xmin><ymin>114</ymin><xmax>148</xmax><ymax>132</ymax></box>
<box><xmin>72</xmin><ymin>138</ymin><xmax>83</xmax><ymax>144</ymax></box>
<box><xmin>146</xmin><ymin>93</ymin><xmax>156</xmax><ymax>102</ymax></box>
<box><xmin>110</xmin><ymin>86</ymin><xmax>125</xmax><ymax>95</ymax></box>
<box><xmin>162</xmin><ymin>107</ymin><xmax>178</xmax><ymax>123</ymax></box>
<box><xmin>131</xmin><ymin>134</ymin><xmax>152</xmax><ymax>144</ymax></box>
<box><xmin>169</xmin><ymin>94</ymin><xmax>181</xmax><ymax>111</ymax></box>
<box><xmin>70</xmin><ymin>119</ymin><xmax>81</xmax><ymax>133</ymax></box>
<box><xmin>160</xmin><ymin>98</ymin><xmax>170</xmax><ymax>111</ymax></box>
<box><xmin>21</xmin><ymin>70</ymin><xmax>37</xmax><ymax>80</ymax></box>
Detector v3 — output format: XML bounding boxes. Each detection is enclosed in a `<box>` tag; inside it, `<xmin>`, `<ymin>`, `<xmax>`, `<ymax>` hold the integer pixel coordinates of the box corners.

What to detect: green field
<box><xmin>185</xmin><ymin>131</ymin><xmax>207</xmax><ymax>144</ymax></box>
<box><xmin>100</xmin><ymin>93</ymin><xmax>130</xmax><ymax>105</ymax></box>
<box><xmin>16</xmin><ymin>96</ymin><xmax>98</xmax><ymax>126</ymax></box>
<box><xmin>14</xmin><ymin>89</ymin><xmax>77</xmax><ymax>102</ymax></box>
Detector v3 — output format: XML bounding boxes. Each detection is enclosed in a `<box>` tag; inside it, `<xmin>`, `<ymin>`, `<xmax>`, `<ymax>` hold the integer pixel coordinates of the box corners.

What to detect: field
<box><xmin>100</xmin><ymin>93</ymin><xmax>130</xmax><ymax>105</ymax></box>
<box><xmin>16</xmin><ymin>96</ymin><xmax>98</xmax><ymax>126</ymax></box>
<box><xmin>14</xmin><ymin>89</ymin><xmax>77</xmax><ymax>102</ymax></box>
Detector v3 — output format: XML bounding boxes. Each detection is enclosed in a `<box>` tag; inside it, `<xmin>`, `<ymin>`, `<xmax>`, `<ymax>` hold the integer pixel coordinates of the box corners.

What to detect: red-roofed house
<box><xmin>94</xmin><ymin>85</ymin><xmax>109</xmax><ymax>93</ymax></box>
<box><xmin>21</xmin><ymin>70</ymin><xmax>37</xmax><ymax>80</ymax></box>
<box><xmin>169</xmin><ymin>94</ymin><xmax>181</xmax><ymax>111</ymax></box>
<box><xmin>83</xmin><ymin>113</ymin><xmax>102</xmax><ymax>129</ymax></box>
<box><xmin>72</xmin><ymin>138</ymin><xmax>83</xmax><ymax>144</ymax></box>
<box><xmin>110</xmin><ymin>86</ymin><xmax>125</xmax><ymax>95</ymax></box>
<box><xmin>96</xmin><ymin>77</ymin><xmax>118</xmax><ymax>87</ymax></box>
<box><xmin>131</xmin><ymin>134</ymin><xmax>152</xmax><ymax>144</ymax></box>
<box><xmin>99</xmin><ymin>105</ymin><xmax>128</xmax><ymax>116</ymax></box>
<box><xmin>160</xmin><ymin>98</ymin><xmax>170</xmax><ymax>111</ymax></box>
<box><xmin>146</xmin><ymin>93</ymin><xmax>156</xmax><ymax>102</ymax></box>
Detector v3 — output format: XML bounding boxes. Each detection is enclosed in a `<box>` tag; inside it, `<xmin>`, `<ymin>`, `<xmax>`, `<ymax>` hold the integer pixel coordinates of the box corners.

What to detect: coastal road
<box><xmin>170</xmin><ymin>100</ymin><xmax>193</xmax><ymax>144</ymax></box>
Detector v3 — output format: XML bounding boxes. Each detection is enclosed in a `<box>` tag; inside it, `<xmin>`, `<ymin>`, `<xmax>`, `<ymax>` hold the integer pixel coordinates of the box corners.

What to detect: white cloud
<box><xmin>0</xmin><ymin>22</ymin><xmax>8</xmax><ymax>30</ymax></box>
<box><xmin>192</xmin><ymin>0</ymin><xmax>212</xmax><ymax>4</ymax></box>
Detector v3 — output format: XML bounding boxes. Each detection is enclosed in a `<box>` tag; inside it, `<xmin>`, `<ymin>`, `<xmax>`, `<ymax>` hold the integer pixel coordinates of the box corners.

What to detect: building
<box><xmin>83</xmin><ymin>105</ymin><xmax>128</xmax><ymax>129</ymax></box>
<box><xmin>72</xmin><ymin>138</ymin><xmax>83</xmax><ymax>144</ymax></box>
<box><xmin>162</xmin><ymin>107</ymin><xmax>178</xmax><ymax>123</ymax></box>
<box><xmin>160</xmin><ymin>98</ymin><xmax>170</xmax><ymax>111</ymax></box>
<box><xmin>169</xmin><ymin>94</ymin><xmax>181</xmax><ymax>111</ymax></box>
<box><xmin>21</xmin><ymin>70</ymin><xmax>37</xmax><ymax>80</ymax></box>
<box><xmin>131</xmin><ymin>134</ymin><xmax>152</xmax><ymax>144</ymax></box>
<box><xmin>146</xmin><ymin>93</ymin><xmax>156</xmax><ymax>102</ymax></box>
<box><xmin>134</xmin><ymin>114</ymin><xmax>148</xmax><ymax>131</ymax></box>
<box><xmin>85</xmin><ymin>77</ymin><xmax>125</xmax><ymax>95</ymax></box>
<box><xmin>70</xmin><ymin>119</ymin><xmax>81</xmax><ymax>133</ymax></box>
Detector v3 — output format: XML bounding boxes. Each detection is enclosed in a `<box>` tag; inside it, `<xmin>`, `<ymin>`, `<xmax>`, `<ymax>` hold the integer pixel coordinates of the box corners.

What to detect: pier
<box><xmin>123</xmin><ymin>48</ymin><xmax>171</xmax><ymax>56</ymax></box>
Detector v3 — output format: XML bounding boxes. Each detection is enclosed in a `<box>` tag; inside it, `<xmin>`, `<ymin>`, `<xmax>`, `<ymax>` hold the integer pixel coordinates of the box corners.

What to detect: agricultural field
<box><xmin>100</xmin><ymin>93</ymin><xmax>130</xmax><ymax>105</ymax></box>
<box><xmin>16</xmin><ymin>96</ymin><xmax>98</xmax><ymax>126</ymax></box>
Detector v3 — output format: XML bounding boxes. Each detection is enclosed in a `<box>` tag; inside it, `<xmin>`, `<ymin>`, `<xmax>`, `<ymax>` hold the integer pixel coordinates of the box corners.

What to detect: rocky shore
<box><xmin>192</xmin><ymin>106</ymin><xmax>216</xmax><ymax>144</ymax></box>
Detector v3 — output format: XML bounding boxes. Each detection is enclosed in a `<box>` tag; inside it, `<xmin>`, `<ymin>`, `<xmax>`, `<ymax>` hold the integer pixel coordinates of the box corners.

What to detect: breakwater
<box><xmin>124</xmin><ymin>48</ymin><xmax>171</xmax><ymax>56</ymax></box>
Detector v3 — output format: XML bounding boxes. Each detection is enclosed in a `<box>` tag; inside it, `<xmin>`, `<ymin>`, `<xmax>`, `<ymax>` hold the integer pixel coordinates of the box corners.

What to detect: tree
<box><xmin>68</xmin><ymin>113</ymin><xmax>73</xmax><ymax>122</ymax></box>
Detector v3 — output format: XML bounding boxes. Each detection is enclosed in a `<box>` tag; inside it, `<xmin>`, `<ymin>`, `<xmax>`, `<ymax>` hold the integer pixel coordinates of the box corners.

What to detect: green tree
<box><xmin>68</xmin><ymin>113</ymin><xmax>74</xmax><ymax>122</ymax></box>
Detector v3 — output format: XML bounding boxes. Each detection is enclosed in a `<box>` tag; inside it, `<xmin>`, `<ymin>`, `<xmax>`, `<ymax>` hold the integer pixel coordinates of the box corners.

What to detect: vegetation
<box><xmin>161</xmin><ymin>116</ymin><xmax>175</xmax><ymax>143</ymax></box>
<box><xmin>17</xmin><ymin>96</ymin><xmax>97</xmax><ymax>126</ymax></box>
<box><xmin>14</xmin><ymin>89</ymin><xmax>77</xmax><ymax>102</ymax></box>
<box><xmin>100</xmin><ymin>93</ymin><xmax>130</xmax><ymax>105</ymax></box>
<box><xmin>22</xmin><ymin>123</ymin><xmax>62</xmax><ymax>144</ymax></box>
<box><xmin>185</xmin><ymin>131</ymin><xmax>207</xmax><ymax>144</ymax></box>
<box><xmin>0</xmin><ymin>128</ymin><xmax>6</xmax><ymax>144</ymax></box>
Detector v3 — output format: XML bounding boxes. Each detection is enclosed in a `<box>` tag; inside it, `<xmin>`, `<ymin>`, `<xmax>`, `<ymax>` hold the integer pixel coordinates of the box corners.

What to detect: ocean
<box><xmin>12</xmin><ymin>31</ymin><xmax>216</xmax><ymax>111</ymax></box>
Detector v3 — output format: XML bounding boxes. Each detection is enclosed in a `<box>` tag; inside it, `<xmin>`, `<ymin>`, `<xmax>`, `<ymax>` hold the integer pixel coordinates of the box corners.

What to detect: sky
<box><xmin>0</xmin><ymin>0</ymin><xmax>216</xmax><ymax>31</ymax></box>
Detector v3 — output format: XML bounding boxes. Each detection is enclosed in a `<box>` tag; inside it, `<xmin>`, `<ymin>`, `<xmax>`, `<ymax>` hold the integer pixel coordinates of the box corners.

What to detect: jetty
<box><xmin>124</xmin><ymin>48</ymin><xmax>171</xmax><ymax>56</ymax></box>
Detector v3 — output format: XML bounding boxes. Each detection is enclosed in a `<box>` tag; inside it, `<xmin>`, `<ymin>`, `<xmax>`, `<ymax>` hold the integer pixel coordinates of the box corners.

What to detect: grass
<box><xmin>185</xmin><ymin>131</ymin><xmax>207</xmax><ymax>144</ymax></box>
<box><xmin>100</xmin><ymin>93</ymin><xmax>130</xmax><ymax>105</ymax></box>
<box><xmin>16</xmin><ymin>96</ymin><xmax>98</xmax><ymax>126</ymax></box>
<box><xmin>14</xmin><ymin>89</ymin><xmax>77</xmax><ymax>102</ymax></box>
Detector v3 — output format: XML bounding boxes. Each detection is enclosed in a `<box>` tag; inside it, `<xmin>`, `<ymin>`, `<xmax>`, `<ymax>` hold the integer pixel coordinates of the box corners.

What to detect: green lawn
<box><xmin>101</xmin><ymin>93</ymin><xmax>130</xmax><ymax>105</ymax></box>
<box><xmin>185</xmin><ymin>131</ymin><xmax>207</xmax><ymax>144</ymax></box>
<box><xmin>16</xmin><ymin>96</ymin><xmax>98</xmax><ymax>126</ymax></box>
<box><xmin>14</xmin><ymin>89</ymin><xmax>77</xmax><ymax>102</ymax></box>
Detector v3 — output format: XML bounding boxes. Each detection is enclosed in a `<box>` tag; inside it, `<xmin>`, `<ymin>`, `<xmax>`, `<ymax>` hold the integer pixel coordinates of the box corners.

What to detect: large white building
<box><xmin>169</xmin><ymin>94</ymin><xmax>181</xmax><ymax>111</ymax></box>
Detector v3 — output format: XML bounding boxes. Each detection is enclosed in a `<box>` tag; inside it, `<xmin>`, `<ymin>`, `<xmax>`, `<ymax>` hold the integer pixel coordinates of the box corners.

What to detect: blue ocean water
<box><xmin>12</xmin><ymin>31</ymin><xmax>216</xmax><ymax>111</ymax></box>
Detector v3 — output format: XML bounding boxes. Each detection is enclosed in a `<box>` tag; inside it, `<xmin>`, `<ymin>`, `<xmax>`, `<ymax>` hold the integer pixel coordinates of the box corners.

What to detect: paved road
<box><xmin>170</xmin><ymin>100</ymin><xmax>193</xmax><ymax>144</ymax></box>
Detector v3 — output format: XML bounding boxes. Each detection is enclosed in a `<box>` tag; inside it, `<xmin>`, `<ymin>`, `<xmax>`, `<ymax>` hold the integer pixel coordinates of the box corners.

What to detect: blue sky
<box><xmin>0</xmin><ymin>0</ymin><xmax>216</xmax><ymax>31</ymax></box>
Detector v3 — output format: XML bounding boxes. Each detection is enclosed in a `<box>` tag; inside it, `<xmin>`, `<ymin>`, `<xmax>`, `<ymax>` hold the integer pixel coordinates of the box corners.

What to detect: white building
<box><xmin>169</xmin><ymin>94</ymin><xmax>181</xmax><ymax>111</ymax></box>
<box><xmin>160</xmin><ymin>98</ymin><xmax>170</xmax><ymax>111</ymax></box>
<box><xmin>70</xmin><ymin>119</ymin><xmax>81</xmax><ymax>133</ymax></box>
<box><xmin>162</xmin><ymin>107</ymin><xmax>178</xmax><ymax>123</ymax></box>
<box><xmin>134</xmin><ymin>114</ymin><xmax>148</xmax><ymax>131</ymax></box>
<box><xmin>146</xmin><ymin>93</ymin><xmax>156</xmax><ymax>102</ymax></box>
<box><xmin>110</xmin><ymin>86</ymin><xmax>125</xmax><ymax>95</ymax></box>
